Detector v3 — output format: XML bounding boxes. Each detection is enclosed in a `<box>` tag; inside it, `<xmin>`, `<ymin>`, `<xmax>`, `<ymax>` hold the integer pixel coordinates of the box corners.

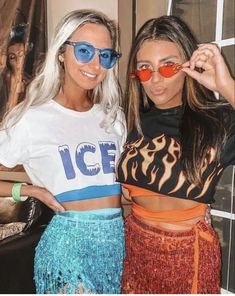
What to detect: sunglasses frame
<box><xmin>64</xmin><ymin>40</ymin><xmax>122</xmax><ymax>69</ymax></box>
<box><xmin>131</xmin><ymin>63</ymin><xmax>182</xmax><ymax>81</ymax></box>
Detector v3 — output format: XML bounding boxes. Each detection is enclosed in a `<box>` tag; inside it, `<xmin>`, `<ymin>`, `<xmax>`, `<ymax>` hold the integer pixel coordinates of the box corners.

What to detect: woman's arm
<box><xmin>182</xmin><ymin>43</ymin><xmax>235</xmax><ymax>108</ymax></box>
<box><xmin>0</xmin><ymin>181</ymin><xmax>64</xmax><ymax>212</ymax></box>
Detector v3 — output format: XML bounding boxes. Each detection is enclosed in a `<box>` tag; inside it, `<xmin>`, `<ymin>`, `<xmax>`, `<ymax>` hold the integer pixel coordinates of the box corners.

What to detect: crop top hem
<box><xmin>55</xmin><ymin>184</ymin><xmax>121</xmax><ymax>203</ymax></box>
<box><xmin>122</xmin><ymin>183</ymin><xmax>159</xmax><ymax>197</ymax></box>
<box><xmin>121</xmin><ymin>182</ymin><xmax>211</xmax><ymax>204</ymax></box>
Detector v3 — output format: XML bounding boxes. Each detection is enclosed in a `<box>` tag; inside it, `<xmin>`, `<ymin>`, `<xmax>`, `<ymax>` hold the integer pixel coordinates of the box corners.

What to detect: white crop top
<box><xmin>0</xmin><ymin>101</ymin><xmax>126</xmax><ymax>203</ymax></box>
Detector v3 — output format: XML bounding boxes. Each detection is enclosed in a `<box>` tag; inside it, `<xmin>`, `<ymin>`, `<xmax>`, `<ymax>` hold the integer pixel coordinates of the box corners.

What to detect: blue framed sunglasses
<box><xmin>64</xmin><ymin>41</ymin><xmax>121</xmax><ymax>69</ymax></box>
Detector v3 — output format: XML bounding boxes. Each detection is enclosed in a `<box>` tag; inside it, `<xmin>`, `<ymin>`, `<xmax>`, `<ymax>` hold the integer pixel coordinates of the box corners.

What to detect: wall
<box><xmin>118</xmin><ymin>0</ymin><xmax>169</xmax><ymax>91</ymax></box>
<box><xmin>47</xmin><ymin>0</ymin><xmax>118</xmax><ymax>43</ymax></box>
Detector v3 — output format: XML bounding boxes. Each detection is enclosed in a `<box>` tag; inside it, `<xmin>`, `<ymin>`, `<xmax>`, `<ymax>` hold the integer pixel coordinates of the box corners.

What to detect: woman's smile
<box><xmin>80</xmin><ymin>69</ymin><xmax>98</xmax><ymax>79</ymax></box>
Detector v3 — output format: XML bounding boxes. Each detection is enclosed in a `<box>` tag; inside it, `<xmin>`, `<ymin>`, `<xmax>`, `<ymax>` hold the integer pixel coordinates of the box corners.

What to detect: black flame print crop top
<box><xmin>116</xmin><ymin>105</ymin><xmax>235</xmax><ymax>204</ymax></box>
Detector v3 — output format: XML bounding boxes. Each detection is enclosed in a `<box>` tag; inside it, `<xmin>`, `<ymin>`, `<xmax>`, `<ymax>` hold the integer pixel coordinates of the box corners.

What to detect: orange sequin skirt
<box><xmin>122</xmin><ymin>213</ymin><xmax>221</xmax><ymax>294</ymax></box>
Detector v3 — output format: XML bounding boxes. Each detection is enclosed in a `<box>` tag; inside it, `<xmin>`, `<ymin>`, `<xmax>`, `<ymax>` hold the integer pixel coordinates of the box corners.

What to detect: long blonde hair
<box><xmin>1</xmin><ymin>9</ymin><xmax>122</xmax><ymax>130</ymax></box>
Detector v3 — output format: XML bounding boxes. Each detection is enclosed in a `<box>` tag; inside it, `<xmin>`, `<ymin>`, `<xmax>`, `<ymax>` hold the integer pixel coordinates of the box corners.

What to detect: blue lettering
<box><xmin>76</xmin><ymin>143</ymin><xmax>100</xmax><ymax>176</ymax></box>
<box><xmin>58</xmin><ymin>145</ymin><xmax>76</xmax><ymax>180</ymax></box>
<box><xmin>99</xmin><ymin>141</ymin><xmax>116</xmax><ymax>174</ymax></box>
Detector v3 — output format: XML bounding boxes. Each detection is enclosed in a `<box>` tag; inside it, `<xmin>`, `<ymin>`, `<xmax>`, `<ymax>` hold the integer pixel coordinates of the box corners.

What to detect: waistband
<box><xmin>132</xmin><ymin>202</ymin><xmax>207</xmax><ymax>224</ymax></box>
<box><xmin>56</xmin><ymin>208</ymin><xmax>122</xmax><ymax>221</ymax></box>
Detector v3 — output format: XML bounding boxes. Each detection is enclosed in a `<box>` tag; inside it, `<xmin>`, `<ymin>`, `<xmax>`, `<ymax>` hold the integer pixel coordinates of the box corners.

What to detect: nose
<box><xmin>151</xmin><ymin>69</ymin><xmax>163</xmax><ymax>82</ymax></box>
<box><xmin>89</xmin><ymin>50</ymin><xmax>100</xmax><ymax>69</ymax></box>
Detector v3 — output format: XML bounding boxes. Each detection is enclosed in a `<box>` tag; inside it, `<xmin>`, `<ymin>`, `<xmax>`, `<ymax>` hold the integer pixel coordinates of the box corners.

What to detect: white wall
<box><xmin>47</xmin><ymin>0</ymin><xmax>118</xmax><ymax>43</ymax></box>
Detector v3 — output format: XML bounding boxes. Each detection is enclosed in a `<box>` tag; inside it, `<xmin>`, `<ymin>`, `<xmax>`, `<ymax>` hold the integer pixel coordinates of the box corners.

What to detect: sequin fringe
<box><xmin>122</xmin><ymin>214</ymin><xmax>221</xmax><ymax>294</ymax></box>
<box><xmin>34</xmin><ymin>209</ymin><xmax>125</xmax><ymax>294</ymax></box>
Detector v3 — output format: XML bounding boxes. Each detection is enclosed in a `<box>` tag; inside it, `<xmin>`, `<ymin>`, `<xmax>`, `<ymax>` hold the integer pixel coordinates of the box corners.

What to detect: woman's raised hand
<box><xmin>182</xmin><ymin>43</ymin><xmax>235</xmax><ymax>107</ymax></box>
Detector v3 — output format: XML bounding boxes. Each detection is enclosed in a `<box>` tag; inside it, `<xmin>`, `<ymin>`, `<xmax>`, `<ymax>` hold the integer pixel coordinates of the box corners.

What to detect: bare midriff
<box><xmin>132</xmin><ymin>194</ymin><xmax>206</xmax><ymax>231</ymax></box>
<box><xmin>61</xmin><ymin>194</ymin><xmax>121</xmax><ymax>211</ymax></box>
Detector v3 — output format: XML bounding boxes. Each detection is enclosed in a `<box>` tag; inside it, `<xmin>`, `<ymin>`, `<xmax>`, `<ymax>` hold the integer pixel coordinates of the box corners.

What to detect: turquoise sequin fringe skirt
<box><xmin>34</xmin><ymin>208</ymin><xmax>124</xmax><ymax>294</ymax></box>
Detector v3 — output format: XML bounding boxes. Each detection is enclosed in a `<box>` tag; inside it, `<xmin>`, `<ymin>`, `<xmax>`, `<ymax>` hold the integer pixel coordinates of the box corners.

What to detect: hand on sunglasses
<box><xmin>181</xmin><ymin>43</ymin><xmax>235</xmax><ymax>106</ymax></box>
<box><xmin>65</xmin><ymin>40</ymin><xmax>121</xmax><ymax>69</ymax></box>
<box><xmin>131</xmin><ymin>63</ymin><xmax>182</xmax><ymax>82</ymax></box>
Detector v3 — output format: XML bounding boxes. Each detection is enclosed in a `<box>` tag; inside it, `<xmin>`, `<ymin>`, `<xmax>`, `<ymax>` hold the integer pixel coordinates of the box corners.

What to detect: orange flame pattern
<box><xmin>117</xmin><ymin>134</ymin><xmax>223</xmax><ymax>200</ymax></box>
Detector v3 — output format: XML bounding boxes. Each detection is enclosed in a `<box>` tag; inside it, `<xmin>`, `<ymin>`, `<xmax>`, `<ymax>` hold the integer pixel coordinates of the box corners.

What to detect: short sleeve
<box><xmin>220</xmin><ymin>109</ymin><xmax>235</xmax><ymax>167</ymax></box>
<box><xmin>0</xmin><ymin>117</ymin><xmax>31</xmax><ymax>168</ymax></box>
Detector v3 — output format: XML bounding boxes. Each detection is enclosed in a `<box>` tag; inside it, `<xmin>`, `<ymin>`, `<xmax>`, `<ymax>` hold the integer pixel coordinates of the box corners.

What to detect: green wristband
<box><xmin>12</xmin><ymin>183</ymin><xmax>28</xmax><ymax>202</ymax></box>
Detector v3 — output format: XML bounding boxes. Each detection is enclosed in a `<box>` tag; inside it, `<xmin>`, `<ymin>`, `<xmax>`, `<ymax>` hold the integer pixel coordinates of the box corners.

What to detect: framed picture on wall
<box><xmin>0</xmin><ymin>0</ymin><xmax>47</xmax><ymax>176</ymax></box>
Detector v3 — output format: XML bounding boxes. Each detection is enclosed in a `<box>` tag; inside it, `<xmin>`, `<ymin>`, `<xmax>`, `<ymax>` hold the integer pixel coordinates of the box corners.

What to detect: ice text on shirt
<box><xmin>58</xmin><ymin>141</ymin><xmax>116</xmax><ymax>180</ymax></box>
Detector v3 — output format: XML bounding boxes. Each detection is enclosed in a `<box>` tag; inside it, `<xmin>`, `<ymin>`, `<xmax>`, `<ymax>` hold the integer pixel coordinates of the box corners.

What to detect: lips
<box><xmin>150</xmin><ymin>87</ymin><xmax>166</xmax><ymax>96</ymax></box>
<box><xmin>81</xmin><ymin>70</ymin><xmax>98</xmax><ymax>79</ymax></box>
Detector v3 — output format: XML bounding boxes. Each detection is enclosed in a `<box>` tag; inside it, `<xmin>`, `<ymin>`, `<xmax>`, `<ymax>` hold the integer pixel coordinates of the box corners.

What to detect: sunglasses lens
<box><xmin>74</xmin><ymin>43</ymin><xmax>95</xmax><ymax>63</ymax></box>
<box><xmin>136</xmin><ymin>69</ymin><xmax>153</xmax><ymax>82</ymax></box>
<box><xmin>70</xmin><ymin>41</ymin><xmax>120</xmax><ymax>69</ymax></box>
<box><xmin>99</xmin><ymin>49</ymin><xmax>119</xmax><ymax>69</ymax></box>
<box><xmin>158</xmin><ymin>64</ymin><xmax>181</xmax><ymax>78</ymax></box>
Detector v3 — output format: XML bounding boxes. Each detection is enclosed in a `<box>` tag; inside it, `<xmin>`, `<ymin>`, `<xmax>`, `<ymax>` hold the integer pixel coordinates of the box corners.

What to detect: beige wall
<box><xmin>47</xmin><ymin>0</ymin><xmax>118</xmax><ymax>42</ymax></box>
<box><xmin>136</xmin><ymin>0</ymin><xmax>169</xmax><ymax>31</ymax></box>
<box><xmin>118</xmin><ymin>0</ymin><xmax>133</xmax><ymax>90</ymax></box>
<box><xmin>118</xmin><ymin>0</ymin><xmax>169</xmax><ymax>90</ymax></box>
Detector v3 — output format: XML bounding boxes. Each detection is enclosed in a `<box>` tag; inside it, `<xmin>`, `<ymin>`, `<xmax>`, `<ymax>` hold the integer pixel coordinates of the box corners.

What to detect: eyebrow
<box><xmin>137</xmin><ymin>55</ymin><xmax>179</xmax><ymax>64</ymax></box>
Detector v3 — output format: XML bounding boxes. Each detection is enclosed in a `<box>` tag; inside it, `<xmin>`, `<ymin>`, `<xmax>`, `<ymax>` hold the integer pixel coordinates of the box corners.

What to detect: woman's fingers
<box><xmin>182</xmin><ymin>43</ymin><xmax>234</xmax><ymax>103</ymax></box>
<box><xmin>188</xmin><ymin>44</ymin><xmax>218</xmax><ymax>70</ymax></box>
<box><xmin>43</xmin><ymin>195</ymin><xmax>65</xmax><ymax>212</ymax></box>
<box><xmin>34</xmin><ymin>186</ymin><xmax>65</xmax><ymax>212</ymax></box>
<box><xmin>198</xmin><ymin>43</ymin><xmax>221</xmax><ymax>54</ymax></box>
<box><xmin>181</xmin><ymin>66</ymin><xmax>203</xmax><ymax>82</ymax></box>
<box><xmin>187</xmin><ymin>43</ymin><xmax>222</xmax><ymax>71</ymax></box>
<box><xmin>50</xmin><ymin>200</ymin><xmax>65</xmax><ymax>212</ymax></box>
<box><xmin>181</xmin><ymin>43</ymin><xmax>218</xmax><ymax>82</ymax></box>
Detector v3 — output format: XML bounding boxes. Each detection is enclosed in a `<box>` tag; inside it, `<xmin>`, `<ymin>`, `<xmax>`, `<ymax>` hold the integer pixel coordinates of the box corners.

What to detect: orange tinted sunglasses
<box><xmin>131</xmin><ymin>63</ymin><xmax>182</xmax><ymax>82</ymax></box>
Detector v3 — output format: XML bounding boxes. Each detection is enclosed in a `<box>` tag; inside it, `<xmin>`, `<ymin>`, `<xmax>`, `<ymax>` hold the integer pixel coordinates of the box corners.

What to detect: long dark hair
<box><xmin>126</xmin><ymin>15</ymin><xmax>231</xmax><ymax>186</ymax></box>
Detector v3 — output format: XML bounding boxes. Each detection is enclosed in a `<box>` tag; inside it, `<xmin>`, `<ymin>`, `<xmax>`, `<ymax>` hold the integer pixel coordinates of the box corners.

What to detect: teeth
<box><xmin>82</xmin><ymin>71</ymin><xmax>96</xmax><ymax>78</ymax></box>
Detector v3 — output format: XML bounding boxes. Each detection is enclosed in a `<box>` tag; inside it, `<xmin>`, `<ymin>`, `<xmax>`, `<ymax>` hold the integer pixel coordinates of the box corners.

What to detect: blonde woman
<box><xmin>0</xmin><ymin>9</ymin><xmax>126</xmax><ymax>293</ymax></box>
